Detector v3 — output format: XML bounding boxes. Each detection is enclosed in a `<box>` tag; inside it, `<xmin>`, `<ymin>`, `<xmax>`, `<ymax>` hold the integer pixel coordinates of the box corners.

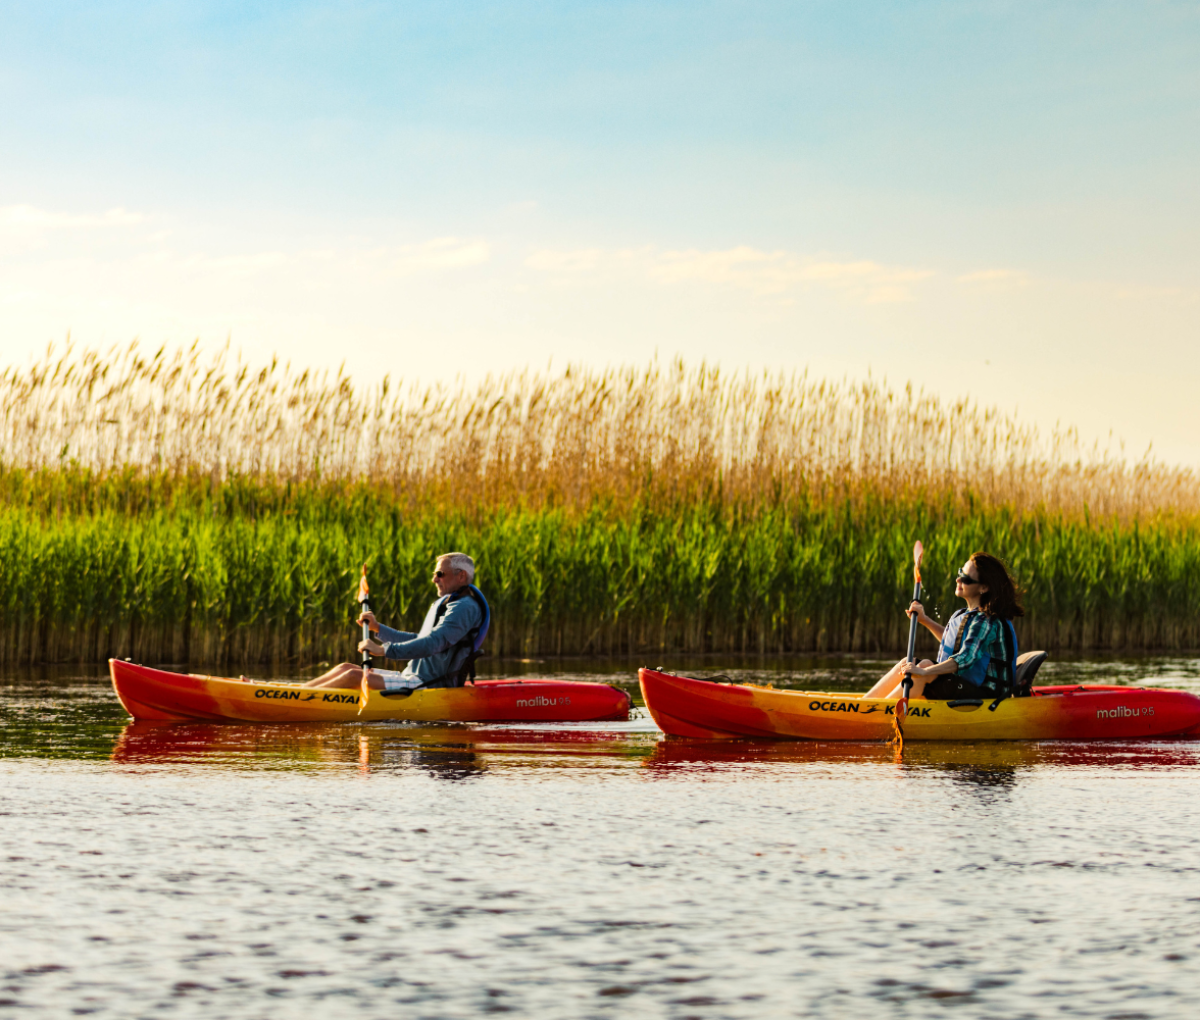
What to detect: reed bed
<box><xmin>4</xmin><ymin>341</ymin><xmax>1196</xmax><ymax>518</ymax></box>
<box><xmin>1</xmin><ymin>343</ymin><xmax>1197</xmax><ymax>665</ymax></box>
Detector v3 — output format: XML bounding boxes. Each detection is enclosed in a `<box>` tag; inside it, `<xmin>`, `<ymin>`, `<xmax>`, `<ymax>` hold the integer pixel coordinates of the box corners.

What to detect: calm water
<box><xmin>4</xmin><ymin>654</ymin><xmax>1200</xmax><ymax>1019</ymax></box>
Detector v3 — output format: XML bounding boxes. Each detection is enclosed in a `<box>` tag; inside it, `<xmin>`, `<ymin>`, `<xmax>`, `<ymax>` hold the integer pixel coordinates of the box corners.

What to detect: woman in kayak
<box><xmin>862</xmin><ymin>551</ymin><xmax>1024</xmax><ymax>701</ymax></box>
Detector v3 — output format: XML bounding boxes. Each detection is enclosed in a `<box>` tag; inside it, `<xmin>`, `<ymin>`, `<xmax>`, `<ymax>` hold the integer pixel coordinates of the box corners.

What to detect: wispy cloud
<box><xmin>957</xmin><ymin>269</ymin><xmax>1030</xmax><ymax>290</ymax></box>
<box><xmin>526</xmin><ymin>244</ymin><xmax>932</xmax><ymax>303</ymax></box>
<box><xmin>138</xmin><ymin>238</ymin><xmax>491</xmax><ymax>280</ymax></box>
<box><xmin>0</xmin><ymin>206</ymin><xmax>489</xmax><ymax>279</ymax></box>
<box><xmin>390</xmin><ymin>237</ymin><xmax>490</xmax><ymax>274</ymax></box>
<box><xmin>525</xmin><ymin>248</ymin><xmax>604</xmax><ymax>273</ymax></box>
<box><xmin>0</xmin><ymin>204</ymin><xmax>145</xmax><ymax>233</ymax></box>
<box><xmin>1113</xmin><ymin>284</ymin><xmax>1197</xmax><ymax>303</ymax></box>
<box><xmin>176</xmin><ymin>251</ymin><xmax>293</xmax><ymax>277</ymax></box>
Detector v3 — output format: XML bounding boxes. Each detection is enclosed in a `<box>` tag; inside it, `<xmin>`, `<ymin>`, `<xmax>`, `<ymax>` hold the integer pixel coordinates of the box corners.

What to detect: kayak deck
<box><xmin>111</xmin><ymin>659</ymin><xmax>631</xmax><ymax>723</ymax></box>
<box><xmin>639</xmin><ymin>668</ymin><xmax>1200</xmax><ymax>741</ymax></box>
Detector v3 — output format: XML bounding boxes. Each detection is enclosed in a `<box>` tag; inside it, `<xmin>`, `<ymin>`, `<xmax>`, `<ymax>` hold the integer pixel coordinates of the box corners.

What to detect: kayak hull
<box><xmin>111</xmin><ymin>659</ymin><xmax>631</xmax><ymax>723</ymax></box>
<box><xmin>639</xmin><ymin>668</ymin><xmax>1200</xmax><ymax>741</ymax></box>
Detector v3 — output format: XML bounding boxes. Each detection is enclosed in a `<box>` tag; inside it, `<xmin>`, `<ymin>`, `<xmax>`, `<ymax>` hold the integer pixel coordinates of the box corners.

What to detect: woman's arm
<box><xmin>907</xmin><ymin>656</ymin><xmax>960</xmax><ymax>678</ymax></box>
<box><xmin>908</xmin><ymin>601</ymin><xmax>945</xmax><ymax>642</ymax></box>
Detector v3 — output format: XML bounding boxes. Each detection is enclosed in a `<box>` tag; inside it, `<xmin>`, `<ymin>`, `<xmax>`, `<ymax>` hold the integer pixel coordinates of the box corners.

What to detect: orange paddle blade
<box><xmin>358</xmin><ymin>670</ymin><xmax>371</xmax><ymax>715</ymax></box>
<box><xmin>357</xmin><ymin>564</ymin><xmax>370</xmax><ymax>603</ymax></box>
<box><xmin>913</xmin><ymin>540</ymin><xmax>924</xmax><ymax>585</ymax></box>
<box><xmin>891</xmin><ymin>695</ymin><xmax>909</xmax><ymax>751</ymax></box>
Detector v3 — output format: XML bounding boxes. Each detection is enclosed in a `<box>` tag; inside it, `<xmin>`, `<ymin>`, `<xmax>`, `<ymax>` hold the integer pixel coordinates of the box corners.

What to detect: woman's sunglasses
<box><xmin>956</xmin><ymin>570</ymin><xmax>980</xmax><ymax>586</ymax></box>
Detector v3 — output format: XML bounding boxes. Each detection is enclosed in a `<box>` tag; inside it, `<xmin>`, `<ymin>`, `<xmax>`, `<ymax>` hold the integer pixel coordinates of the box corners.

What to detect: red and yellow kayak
<box><xmin>639</xmin><ymin>668</ymin><xmax>1200</xmax><ymax>741</ymax></box>
<box><xmin>111</xmin><ymin>659</ymin><xmax>631</xmax><ymax>723</ymax></box>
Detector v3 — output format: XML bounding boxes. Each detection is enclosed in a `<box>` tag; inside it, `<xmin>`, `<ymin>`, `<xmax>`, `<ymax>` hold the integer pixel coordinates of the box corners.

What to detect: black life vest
<box><xmin>429</xmin><ymin>585</ymin><xmax>490</xmax><ymax>687</ymax></box>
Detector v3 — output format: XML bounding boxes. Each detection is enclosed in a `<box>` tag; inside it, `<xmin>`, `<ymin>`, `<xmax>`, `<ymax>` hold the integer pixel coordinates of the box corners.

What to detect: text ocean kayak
<box><xmin>639</xmin><ymin>668</ymin><xmax>1200</xmax><ymax>741</ymax></box>
<box><xmin>111</xmin><ymin>659</ymin><xmax>631</xmax><ymax>723</ymax></box>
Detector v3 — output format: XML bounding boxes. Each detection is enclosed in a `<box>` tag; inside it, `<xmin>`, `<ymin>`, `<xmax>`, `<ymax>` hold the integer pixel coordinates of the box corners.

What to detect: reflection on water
<box><xmin>3</xmin><ymin>659</ymin><xmax>1200</xmax><ymax>1019</ymax></box>
<box><xmin>109</xmin><ymin>719</ymin><xmax>659</xmax><ymax>773</ymax></box>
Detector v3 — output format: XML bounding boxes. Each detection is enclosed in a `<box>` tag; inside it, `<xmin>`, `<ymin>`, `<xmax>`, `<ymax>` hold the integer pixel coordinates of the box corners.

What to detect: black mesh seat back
<box><xmin>1013</xmin><ymin>651</ymin><xmax>1048</xmax><ymax>693</ymax></box>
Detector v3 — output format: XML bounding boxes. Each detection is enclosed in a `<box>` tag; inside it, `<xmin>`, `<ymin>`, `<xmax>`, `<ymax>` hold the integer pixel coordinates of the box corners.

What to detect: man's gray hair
<box><xmin>438</xmin><ymin>552</ymin><xmax>475</xmax><ymax>581</ymax></box>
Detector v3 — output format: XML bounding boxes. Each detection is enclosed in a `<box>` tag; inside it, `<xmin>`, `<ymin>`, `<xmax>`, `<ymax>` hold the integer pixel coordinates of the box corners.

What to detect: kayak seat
<box><xmin>1013</xmin><ymin>651</ymin><xmax>1048</xmax><ymax>695</ymax></box>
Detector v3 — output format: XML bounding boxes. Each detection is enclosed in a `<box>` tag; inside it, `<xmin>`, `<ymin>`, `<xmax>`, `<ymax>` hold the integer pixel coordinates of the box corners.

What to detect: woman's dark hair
<box><xmin>970</xmin><ymin>552</ymin><xmax>1025</xmax><ymax>620</ymax></box>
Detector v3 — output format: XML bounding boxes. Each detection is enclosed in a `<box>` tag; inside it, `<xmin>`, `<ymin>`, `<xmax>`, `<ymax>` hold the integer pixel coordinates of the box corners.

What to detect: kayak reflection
<box><xmin>111</xmin><ymin>720</ymin><xmax>653</xmax><ymax>772</ymax></box>
<box><xmin>642</xmin><ymin>737</ymin><xmax>1200</xmax><ymax>774</ymax></box>
<box><xmin>402</xmin><ymin>743</ymin><xmax>482</xmax><ymax>781</ymax></box>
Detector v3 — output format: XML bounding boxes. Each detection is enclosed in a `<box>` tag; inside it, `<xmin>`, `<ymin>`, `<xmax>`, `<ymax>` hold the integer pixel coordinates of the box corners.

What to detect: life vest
<box><xmin>429</xmin><ymin>585</ymin><xmax>490</xmax><ymax>687</ymax></box>
<box><xmin>947</xmin><ymin>609</ymin><xmax>1019</xmax><ymax>695</ymax></box>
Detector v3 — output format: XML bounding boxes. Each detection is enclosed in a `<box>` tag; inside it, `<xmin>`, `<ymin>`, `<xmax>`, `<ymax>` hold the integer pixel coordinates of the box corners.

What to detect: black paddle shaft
<box><xmin>902</xmin><ymin>577</ymin><xmax>923</xmax><ymax>696</ymax></box>
<box><xmin>361</xmin><ymin>596</ymin><xmax>373</xmax><ymax>671</ymax></box>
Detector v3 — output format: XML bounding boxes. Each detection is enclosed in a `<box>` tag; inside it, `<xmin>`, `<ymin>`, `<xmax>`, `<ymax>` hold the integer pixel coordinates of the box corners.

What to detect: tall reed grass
<box><xmin>1</xmin><ymin>343</ymin><xmax>1197</xmax><ymax>665</ymax></box>
<box><xmin>4</xmin><ymin>341</ymin><xmax>1195</xmax><ymax>519</ymax></box>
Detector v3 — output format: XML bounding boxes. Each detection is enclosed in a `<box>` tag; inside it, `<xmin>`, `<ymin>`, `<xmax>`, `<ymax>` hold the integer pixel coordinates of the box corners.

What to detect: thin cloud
<box><xmin>527</xmin><ymin>244</ymin><xmax>932</xmax><ymax>303</ymax></box>
<box><xmin>1114</xmin><ymin>284</ymin><xmax>1197</xmax><ymax>303</ymax></box>
<box><xmin>390</xmin><ymin>237</ymin><xmax>490</xmax><ymax>274</ymax></box>
<box><xmin>149</xmin><ymin>238</ymin><xmax>490</xmax><ymax>279</ymax></box>
<box><xmin>0</xmin><ymin>204</ymin><xmax>145</xmax><ymax>232</ymax></box>
<box><xmin>957</xmin><ymin>269</ymin><xmax>1030</xmax><ymax>289</ymax></box>
<box><xmin>179</xmin><ymin>252</ymin><xmax>293</xmax><ymax>277</ymax></box>
<box><xmin>525</xmin><ymin>248</ymin><xmax>604</xmax><ymax>273</ymax></box>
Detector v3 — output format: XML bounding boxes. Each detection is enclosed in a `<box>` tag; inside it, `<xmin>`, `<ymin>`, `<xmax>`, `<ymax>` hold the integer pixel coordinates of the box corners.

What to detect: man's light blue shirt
<box><xmin>376</xmin><ymin>589</ymin><xmax>483</xmax><ymax>685</ymax></box>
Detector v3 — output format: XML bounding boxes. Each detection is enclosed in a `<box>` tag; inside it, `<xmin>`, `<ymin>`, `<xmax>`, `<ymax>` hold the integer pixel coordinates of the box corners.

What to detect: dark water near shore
<box><xmin>4</xmin><ymin>654</ymin><xmax>1200</xmax><ymax>1018</ymax></box>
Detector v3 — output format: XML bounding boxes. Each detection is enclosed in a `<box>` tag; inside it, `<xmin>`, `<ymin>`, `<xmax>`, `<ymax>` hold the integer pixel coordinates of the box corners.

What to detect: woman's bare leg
<box><xmin>862</xmin><ymin>659</ymin><xmax>906</xmax><ymax>699</ymax></box>
<box><xmin>862</xmin><ymin>659</ymin><xmax>935</xmax><ymax>699</ymax></box>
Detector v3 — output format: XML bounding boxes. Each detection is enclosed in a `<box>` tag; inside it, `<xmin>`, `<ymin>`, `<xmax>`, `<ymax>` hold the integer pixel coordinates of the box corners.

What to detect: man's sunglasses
<box><xmin>956</xmin><ymin>570</ymin><xmax>980</xmax><ymax>586</ymax></box>
<box><xmin>434</xmin><ymin>569</ymin><xmax>455</xmax><ymax>578</ymax></box>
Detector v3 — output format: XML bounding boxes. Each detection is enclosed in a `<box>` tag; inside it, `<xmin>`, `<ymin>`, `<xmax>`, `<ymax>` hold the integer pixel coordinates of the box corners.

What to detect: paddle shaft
<box><xmin>361</xmin><ymin>595</ymin><xmax>372</xmax><ymax>671</ymax></box>
<box><xmin>902</xmin><ymin>577</ymin><xmax>923</xmax><ymax>696</ymax></box>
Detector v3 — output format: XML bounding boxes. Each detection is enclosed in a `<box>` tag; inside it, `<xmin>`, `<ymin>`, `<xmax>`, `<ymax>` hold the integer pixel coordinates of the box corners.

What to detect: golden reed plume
<box><xmin>0</xmin><ymin>341</ymin><xmax>1195</xmax><ymax>521</ymax></box>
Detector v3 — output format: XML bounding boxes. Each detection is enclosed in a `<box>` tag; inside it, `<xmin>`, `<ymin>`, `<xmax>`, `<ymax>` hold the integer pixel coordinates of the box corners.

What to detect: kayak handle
<box><xmin>946</xmin><ymin>699</ymin><xmax>983</xmax><ymax>708</ymax></box>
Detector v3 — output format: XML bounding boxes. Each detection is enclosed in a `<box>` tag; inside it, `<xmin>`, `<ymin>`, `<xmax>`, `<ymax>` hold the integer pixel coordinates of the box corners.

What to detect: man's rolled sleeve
<box><xmin>381</xmin><ymin>599</ymin><xmax>480</xmax><ymax>661</ymax></box>
<box><xmin>377</xmin><ymin>623</ymin><xmax>416</xmax><ymax>647</ymax></box>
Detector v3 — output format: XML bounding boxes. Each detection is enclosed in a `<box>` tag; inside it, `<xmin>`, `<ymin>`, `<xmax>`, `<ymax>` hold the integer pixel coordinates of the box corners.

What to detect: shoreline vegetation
<box><xmin>1</xmin><ymin>342</ymin><xmax>1198</xmax><ymax>666</ymax></box>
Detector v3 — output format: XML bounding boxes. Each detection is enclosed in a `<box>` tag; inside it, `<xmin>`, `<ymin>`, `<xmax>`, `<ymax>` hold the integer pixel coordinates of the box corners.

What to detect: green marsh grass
<box><xmin>0</xmin><ymin>344</ymin><xmax>1197</xmax><ymax>665</ymax></box>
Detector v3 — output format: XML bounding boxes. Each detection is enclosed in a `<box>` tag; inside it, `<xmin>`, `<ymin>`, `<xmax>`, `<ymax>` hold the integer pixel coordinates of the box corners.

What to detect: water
<box><xmin>4</xmin><ymin>654</ymin><xmax>1200</xmax><ymax>1018</ymax></box>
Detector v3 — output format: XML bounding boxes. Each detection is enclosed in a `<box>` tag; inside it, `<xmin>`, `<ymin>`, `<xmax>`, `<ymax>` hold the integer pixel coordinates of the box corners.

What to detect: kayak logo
<box><xmin>254</xmin><ymin>688</ymin><xmax>303</xmax><ymax>701</ymax></box>
<box><xmin>810</xmin><ymin>700</ymin><xmax>862</xmax><ymax>713</ymax></box>
<box><xmin>809</xmin><ymin>700</ymin><xmax>931</xmax><ymax>718</ymax></box>
<box><xmin>515</xmin><ymin>696</ymin><xmax>571</xmax><ymax>707</ymax></box>
<box><xmin>1097</xmin><ymin>705</ymin><xmax>1154</xmax><ymax>719</ymax></box>
<box><xmin>322</xmin><ymin>692</ymin><xmax>358</xmax><ymax>704</ymax></box>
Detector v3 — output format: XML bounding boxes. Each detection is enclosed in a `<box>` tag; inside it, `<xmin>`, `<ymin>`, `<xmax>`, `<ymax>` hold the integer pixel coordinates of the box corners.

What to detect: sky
<box><xmin>1</xmin><ymin>1</ymin><xmax>1198</xmax><ymax>464</ymax></box>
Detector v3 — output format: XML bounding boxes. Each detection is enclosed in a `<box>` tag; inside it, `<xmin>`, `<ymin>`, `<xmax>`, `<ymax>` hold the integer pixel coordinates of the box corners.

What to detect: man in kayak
<box><xmin>301</xmin><ymin>552</ymin><xmax>485</xmax><ymax>692</ymax></box>
<box><xmin>862</xmin><ymin>551</ymin><xmax>1023</xmax><ymax>701</ymax></box>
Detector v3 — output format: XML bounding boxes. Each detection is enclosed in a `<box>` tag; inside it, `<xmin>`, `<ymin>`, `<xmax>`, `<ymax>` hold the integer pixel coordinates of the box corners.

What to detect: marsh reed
<box><xmin>1</xmin><ymin>342</ymin><xmax>1197</xmax><ymax>665</ymax></box>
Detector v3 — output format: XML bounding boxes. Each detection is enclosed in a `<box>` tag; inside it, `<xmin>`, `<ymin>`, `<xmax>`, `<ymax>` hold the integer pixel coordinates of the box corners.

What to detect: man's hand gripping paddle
<box><xmin>358</xmin><ymin>565</ymin><xmax>373</xmax><ymax>715</ymax></box>
<box><xmin>893</xmin><ymin>541</ymin><xmax>924</xmax><ymax>751</ymax></box>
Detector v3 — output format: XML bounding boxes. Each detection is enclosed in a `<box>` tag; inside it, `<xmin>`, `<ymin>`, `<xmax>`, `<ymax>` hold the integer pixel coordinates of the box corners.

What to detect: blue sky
<box><xmin>2</xmin><ymin>1</ymin><xmax>1198</xmax><ymax>461</ymax></box>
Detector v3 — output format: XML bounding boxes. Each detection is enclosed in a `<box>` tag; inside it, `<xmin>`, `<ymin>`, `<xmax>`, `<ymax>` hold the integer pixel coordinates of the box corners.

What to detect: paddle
<box><xmin>894</xmin><ymin>540</ymin><xmax>924</xmax><ymax>750</ymax></box>
<box><xmin>357</xmin><ymin>564</ymin><xmax>373</xmax><ymax>712</ymax></box>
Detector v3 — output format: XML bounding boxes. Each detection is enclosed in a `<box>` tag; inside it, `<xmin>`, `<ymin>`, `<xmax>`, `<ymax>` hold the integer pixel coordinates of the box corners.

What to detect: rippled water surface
<box><xmin>4</xmin><ymin>654</ymin><xmax>1200</xmax><ymax>1019</ymax></box>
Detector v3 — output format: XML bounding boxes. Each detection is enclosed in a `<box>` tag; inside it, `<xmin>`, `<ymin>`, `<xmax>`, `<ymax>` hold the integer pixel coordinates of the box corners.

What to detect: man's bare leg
<box><xmin>302</xmin><ymin>664</ymin><xmax>392</xmax><ymax>690</ymax></box>
<box><xmin>302</xmin><ymin>663</ymin><xmax>362</xmax><ymax>689</ymax></box>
